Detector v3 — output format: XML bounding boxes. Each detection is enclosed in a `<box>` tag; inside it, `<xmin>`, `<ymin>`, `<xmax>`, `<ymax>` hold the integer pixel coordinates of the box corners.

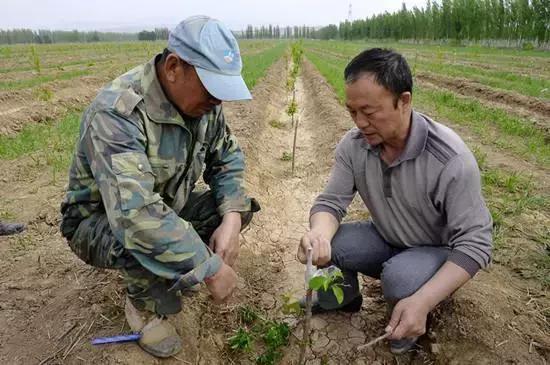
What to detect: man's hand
<box><xmin>209</xmin><ymin>212</ymin><xmax>241</xmax><ymax>267</ymax></box>
<box><xmin>386</xmin><ymin>294</ymin><xmax>431</xmax><ymax>340</ymax></box>
<box><xmin>298</xmin><ymin>230</ymin><xmax>331</xmax><ymax>266</ymax></box>
<box><xmin>385</xmin><ymin>261</ymin><xmax>472</xmax><ymax>340</ymax></box>
<box><xmin>204</xmin><ymin>262</ymin><xmax>237</xmax><ymax>304</ymax></box>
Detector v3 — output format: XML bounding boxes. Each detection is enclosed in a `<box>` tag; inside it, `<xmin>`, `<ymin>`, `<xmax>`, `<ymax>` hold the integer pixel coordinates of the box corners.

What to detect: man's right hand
<box><xmin>205</xmin><ymin>262</ymin><xmax>237</xmax><ymax>304</ymax></box>
<box><xmin>297</xmin><ymin>230</ymin><xmax>332</xmax><ymax>266</ymax></box>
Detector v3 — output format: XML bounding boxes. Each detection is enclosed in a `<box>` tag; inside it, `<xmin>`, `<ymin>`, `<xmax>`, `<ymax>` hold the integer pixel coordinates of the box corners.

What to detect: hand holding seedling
<box><xmin>205</xmin><ymin>262</ymin><xmax>237</xmax><ymax>304</ymax></box>
<box><xmin>297</xmin><ymin>230</ymin><xmax>331</xmax><ymax>266</ymax></box>
<box><xmin>209</xmin><ymin>212</ymin><xmax>242</xmax><ymax>267</ymax></box>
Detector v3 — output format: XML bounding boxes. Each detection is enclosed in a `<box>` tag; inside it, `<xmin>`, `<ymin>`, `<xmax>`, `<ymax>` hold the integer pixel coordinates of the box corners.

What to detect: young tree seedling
<box><xmin>297</xmin><ymin>249</ymin><xmax>344</xmax><ymax>365</ymax></box>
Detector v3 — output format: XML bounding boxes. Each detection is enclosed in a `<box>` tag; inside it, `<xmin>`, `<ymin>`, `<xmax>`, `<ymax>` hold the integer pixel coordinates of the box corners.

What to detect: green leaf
<box><xmin>332</xmin><ymin>269</ymin><xmax>344</xmax><ymax>281</ymax></box>
<box><xmin>332</xmin><ymin>286</ymin><xmax>344</xmax><ymax>305</ymax></box>
<box><xmin>282</xmin><ymin>301</ymin><xmax>302</xmax><ymax>315</ymax></box>
<box><xmin>323</xmin><ymin>278</ymin><xmax>329</xmax><ymax>291</ymax></box>
<box><xmin>309</xmin><ymin>276</ymin><xmax>325</xmax><ymax>290</ymax></box>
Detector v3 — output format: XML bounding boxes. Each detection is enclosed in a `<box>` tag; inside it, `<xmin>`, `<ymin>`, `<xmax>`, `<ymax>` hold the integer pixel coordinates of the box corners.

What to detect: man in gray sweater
<box><xmin>297</xmin><ymin>48</ymin><xmax>492</xmax><ymax>354</ymax></box>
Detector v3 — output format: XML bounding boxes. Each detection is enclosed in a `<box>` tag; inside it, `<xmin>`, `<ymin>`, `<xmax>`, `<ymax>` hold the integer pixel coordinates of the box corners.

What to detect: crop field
<box><xmin>0</xmin><ymin>39</ymin><xmax>548</xmax><ymax>364</ymax></box>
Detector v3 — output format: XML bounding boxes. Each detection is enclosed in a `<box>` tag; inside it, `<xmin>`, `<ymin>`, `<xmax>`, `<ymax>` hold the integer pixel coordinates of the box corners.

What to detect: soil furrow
<box><xmin>417</xmin><ymin>71</ymin><xmax>550</xmax><ymax>133</ymax></box>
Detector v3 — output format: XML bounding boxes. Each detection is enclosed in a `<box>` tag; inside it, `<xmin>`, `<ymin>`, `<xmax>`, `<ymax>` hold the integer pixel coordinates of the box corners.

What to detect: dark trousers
<box><xmin>318</xmin><ymin>221</ymin><xmax>449</xmax><ymax>310</ymax></box>
<box><xmin>68</xmin><ymin>191</ymin><xmax>257</xmax><ymax>315</ymax></box>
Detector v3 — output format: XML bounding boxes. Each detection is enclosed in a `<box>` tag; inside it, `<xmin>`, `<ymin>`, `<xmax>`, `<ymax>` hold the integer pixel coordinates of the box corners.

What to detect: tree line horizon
<box><xmin>1</xmin><ymin>0</ymin><xmax>548</xmax><ymax>46</ymax></box>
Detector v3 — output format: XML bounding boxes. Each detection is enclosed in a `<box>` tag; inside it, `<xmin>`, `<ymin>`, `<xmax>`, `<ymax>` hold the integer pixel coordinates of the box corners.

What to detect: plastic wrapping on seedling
<box><xmin>312</xmin><ymin>265</ymin><xmax>342</xmax><ymax>280</ymax></box>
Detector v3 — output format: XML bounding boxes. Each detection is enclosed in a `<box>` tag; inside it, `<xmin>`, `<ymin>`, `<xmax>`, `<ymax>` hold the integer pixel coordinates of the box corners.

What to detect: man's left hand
<box><xmin>209</xmin><ymin>212</ymin><xmax>241</xmax><ymax>267</ymax></box>
<box><xmin>386</xmin><ymin>294</ymin><xmax>431</xmax><ymax>340</ymax></box>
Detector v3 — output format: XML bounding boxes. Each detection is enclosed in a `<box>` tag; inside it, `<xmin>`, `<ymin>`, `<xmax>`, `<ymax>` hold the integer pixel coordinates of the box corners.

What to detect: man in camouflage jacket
<box><xmin>60</xmin><ymin>16</ymin><xmax>259</xmax><ymax>357</ymax></box>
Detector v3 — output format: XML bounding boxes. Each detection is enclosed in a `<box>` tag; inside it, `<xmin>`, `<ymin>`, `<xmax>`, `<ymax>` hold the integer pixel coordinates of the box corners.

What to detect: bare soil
<box><xmin>0</xmin><ymin>54</ymin><xmax>548</xmax><ymax>365</ymax></box>
<box><xmin>0</xmin><ymin>75</ymin><xmax>109</xmax><ymax>136</ymax></box>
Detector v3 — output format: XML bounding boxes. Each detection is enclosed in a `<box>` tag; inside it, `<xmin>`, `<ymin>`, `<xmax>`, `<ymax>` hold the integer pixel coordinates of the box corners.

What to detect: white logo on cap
<box><xmin>224</xmin><ymin>50</ymin><xmax>234</xmax><ymax>63</ymax></box>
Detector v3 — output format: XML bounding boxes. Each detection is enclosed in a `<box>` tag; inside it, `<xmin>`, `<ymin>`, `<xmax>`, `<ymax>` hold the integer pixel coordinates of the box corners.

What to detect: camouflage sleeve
<box><xmin>83</xmin><ymin>109</ymin><xmax>222</xmax><ymax>289</ymax></box>
<box><xmin>203</xmin><ymin>107</ymin><xmax>251</xmax><ymax>216</ymax></box>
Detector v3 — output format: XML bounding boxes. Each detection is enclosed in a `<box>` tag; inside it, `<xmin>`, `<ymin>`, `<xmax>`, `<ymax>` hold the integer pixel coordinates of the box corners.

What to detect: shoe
<box><xmin>125</xmin><ymin>297</ymin><xmax>182</xmax><ymax>358</ymax></box>
<box><xmin>0</xmin><ymin>222</ymin><xmax>25</xmax><ymax>236</ymax></box>
<box><xmin>299</xmin><ymin>292</ymin><xmax>363</xmax><ymax>314</ymax></box>
<box><xmin>390</xmin><ymin>337</ymin><xmax>418</xmax><ymax>355</ymax></box>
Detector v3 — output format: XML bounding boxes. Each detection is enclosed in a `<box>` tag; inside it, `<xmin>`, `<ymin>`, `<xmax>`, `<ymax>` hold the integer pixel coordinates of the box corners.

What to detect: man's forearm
<box><xmin>413</xmin><ymin>261</ymin><xmax>471</xmax><ymax>310</ymax></box>
<box><xmin>310</xmin><ymin>211</ymin><xmax>340</xmax><ymax>242</ymax></box>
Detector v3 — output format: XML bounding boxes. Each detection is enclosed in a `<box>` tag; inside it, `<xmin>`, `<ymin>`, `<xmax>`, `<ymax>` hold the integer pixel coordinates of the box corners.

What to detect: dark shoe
<box><xmin>390</xmin><ymin>337</ymin><xmax>418</xmax><ymax>354</ymax></box>
<box><xmin>0</xmin><ymin>222</ymin><xmax>26</xmax><ymax>236</ymax></box>
<box><xmin>300</xmin><ymin>292</ymin><xmax>363</xmax><ymax>314</ymax></box>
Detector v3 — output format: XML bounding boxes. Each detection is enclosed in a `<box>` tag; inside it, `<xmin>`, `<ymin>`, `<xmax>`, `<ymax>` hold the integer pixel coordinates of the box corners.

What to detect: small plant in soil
<box><xmin>239</xmin><ymin>305</ymin><xmax>259</xmax><ymax>325</ymax></box>
<box><xmin>34</xmin><ymin>87</ymin><xmax>54</xmax><ymax>102</ymax></box>
<box><xmin>29</xmin><ymin>45</ymin><xmax>41</xmax><ymax>74</ymax></box>
<box><xmin>297</xmin><ymin>248</ymin><xmax>344</xmax><ymax>365</ymax></box>
<box><xmin>308</xmin><ymin>267</ymin><xmax>345</xmax><ymax>304</ymax></box>
<box><xmin>227</xmin><ymin>305</ymin><xmax>290</xmax><ymax>365</ymax></box>
<box><xmin>281</xmin><ymin>152</ymin><xmax>292</xmax><ymax>161</ymax></box>
<box><xmin>286</xmin><ymin>41</ymin><xmax>303</xmax><ymax>175</ymax></box>
<box><xmin>269</xmin><ymin>119</ymin><xmax>285</xmax><ymax>129</ymax></box>
<box><xmin>228</xmin><ymin>327</ymin><xmax>254</xmax><ymax>352</ymax></box>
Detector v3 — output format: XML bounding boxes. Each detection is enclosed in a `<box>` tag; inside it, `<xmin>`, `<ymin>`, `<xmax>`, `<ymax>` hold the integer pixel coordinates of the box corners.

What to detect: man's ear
<box><xmin>164</xmin><ymin>54</ymin><xmax>183</xmax><ymax>83</ymax></box>
<box><xmin>399</xmin><ymin>91</ymin><xmax>412</xmax><ymax>109</ymax></box>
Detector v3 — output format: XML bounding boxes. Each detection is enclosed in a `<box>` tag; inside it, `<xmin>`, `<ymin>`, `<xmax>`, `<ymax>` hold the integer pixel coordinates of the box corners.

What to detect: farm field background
<box><xmin>0</xmin><ymin>39</ymin><xmax>548</xmax><ymax>364</ymax></box>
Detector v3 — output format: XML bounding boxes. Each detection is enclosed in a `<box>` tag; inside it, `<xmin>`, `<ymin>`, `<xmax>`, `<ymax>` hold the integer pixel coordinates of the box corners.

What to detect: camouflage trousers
<box><xmin>67</xmin><ymin>190</ymin><xmax>258</xmax><ymax>315</ymax></box>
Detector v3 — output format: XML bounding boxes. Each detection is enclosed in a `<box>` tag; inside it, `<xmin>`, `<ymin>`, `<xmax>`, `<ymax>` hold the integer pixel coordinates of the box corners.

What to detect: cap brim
<box><xmin>195</xmin><ymin>67</ymin><xmax>252</xmax><ymax>101</ymax></box>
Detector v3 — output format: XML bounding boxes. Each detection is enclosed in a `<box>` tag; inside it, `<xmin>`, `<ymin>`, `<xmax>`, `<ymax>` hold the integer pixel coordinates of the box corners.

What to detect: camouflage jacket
<box><xmin>61</xmin><ymin>55</ymin><xmax>251</xmax><ymax>288</ymax></box>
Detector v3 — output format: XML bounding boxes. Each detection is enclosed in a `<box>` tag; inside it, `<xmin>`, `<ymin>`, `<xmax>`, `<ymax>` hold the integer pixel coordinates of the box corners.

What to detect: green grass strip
<box><xmin>241</xmin><ymin>42</ymin><xmax>287</xmax><ymax>89</ymax></box>
<box><xmin>0</xmin><ymin>111</ymin><xmax>81</xmax><ymax>160</ymax></box>
<box><xmin>414</xmin><ymin>87</ymin><xmax>550</xmax><ymax>166</ymax></box>
<box><xmin>305</xmin><ymin>43</ymin><xmax>548</xmax><ymax>98</ymax></box>
<box><xmin>416</xmin><ymin>59</ymin><xmax>548</xmax><ymax>98</ymax></box>
<box><xmin>0</xmin><ymin>69</ymin><xmax>91</xmax><ymax>90</ymax></box>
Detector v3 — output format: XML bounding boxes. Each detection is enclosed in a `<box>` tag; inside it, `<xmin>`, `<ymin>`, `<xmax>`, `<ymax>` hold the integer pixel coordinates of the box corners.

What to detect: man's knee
<box><xmin>180</xmin><ymin>190</ymin><xmax>260</xmax><ymax>241</ymax></box>
<box><xmin>68</xmin><ymin>212</ymin><xmax>124</xmax><ymax>269</ymax></box>
<box><xmin>381</xmin><ymin>247</ymin><xmax>448</xmax><ymax>302</ymax></box>
<box><xmin>330</xmin><ymin>222</ymin><xmax>391</xmax><ymax>277</ymax></box>
<box><xmin>380</xmin><ymin>263</ymin><xmax>424</xmax><ymax>302</ymax></box>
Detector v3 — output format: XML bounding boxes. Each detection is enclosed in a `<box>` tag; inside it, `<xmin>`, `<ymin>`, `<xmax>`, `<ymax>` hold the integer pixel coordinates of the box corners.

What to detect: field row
<box><xmin>0</xmin><ymin>41</ymin><xmax>287</xmax><ymax>136</ymax></box>
<box><xmin>304</xmin><ymin>41</ymin><xmax>550</xmax><ymax>99</ymax></box>
<box><xmin>0</xmin><ymin>40</ymin><xmax>283</xmax><ymax>91</ymax></box>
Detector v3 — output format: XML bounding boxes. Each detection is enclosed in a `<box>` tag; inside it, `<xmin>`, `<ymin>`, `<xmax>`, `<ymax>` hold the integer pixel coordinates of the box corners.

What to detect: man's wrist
<box><xmin>412</xmin><ymin>289</ymin><xmax>440</xmax><ymax>312</ymax></box>
<box><xmin>222</xmin><ymin>211</ymin><xmax>242</xmax><ymax>228</ymax></box>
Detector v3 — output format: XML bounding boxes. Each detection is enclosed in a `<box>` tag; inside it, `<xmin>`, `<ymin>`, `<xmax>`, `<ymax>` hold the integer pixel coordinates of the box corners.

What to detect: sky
<box><xmin>1</xmin><ymin>0</ymin><xmax>428</xmax><ymax>32</ymax></box>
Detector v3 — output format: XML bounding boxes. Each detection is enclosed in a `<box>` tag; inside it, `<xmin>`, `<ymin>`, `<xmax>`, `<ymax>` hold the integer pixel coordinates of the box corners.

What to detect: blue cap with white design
<box><xmin>168</xmin><ymin>15</ymin><xmax>252</xmax><ymax>101</ymax></box>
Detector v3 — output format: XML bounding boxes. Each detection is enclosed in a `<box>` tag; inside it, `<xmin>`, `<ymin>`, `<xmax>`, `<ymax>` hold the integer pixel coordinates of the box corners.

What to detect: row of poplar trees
<box><xmin>0</xmin><ymin>29</ymin><xmax>137</xmax><ymax>44</ymax></box>
<box><xmin>242</xmin><ymin>0</ymin><xmax>548</xmax><ymax>44</ymax></box>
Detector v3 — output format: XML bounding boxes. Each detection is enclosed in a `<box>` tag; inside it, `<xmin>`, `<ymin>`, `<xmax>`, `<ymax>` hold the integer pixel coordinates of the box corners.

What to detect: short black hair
<box><xmin>159</xmin><ymin>48</ymin><xmax>173</xmax><ymax>63</ymax></box>
<box><xmin>344</xmin><ymin>48</ymin><xmax>413</xmax><ymax>107</ymax></box>
<box><xmin>158</xmin><ymin>48</ymin><xmax>191</xmax><ymax>69</ymax></box>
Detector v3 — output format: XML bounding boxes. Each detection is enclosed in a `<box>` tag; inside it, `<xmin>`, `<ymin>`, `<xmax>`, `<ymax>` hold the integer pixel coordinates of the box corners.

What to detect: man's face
<box><xmin>345</xmin><ymin>73</ymin><xmax>410</xmax><ymax>147</ymax></box>
<box><xmin>164</xmin><ymin>56</ymin><xmax>222</xmax><ymax>118</ymax></box>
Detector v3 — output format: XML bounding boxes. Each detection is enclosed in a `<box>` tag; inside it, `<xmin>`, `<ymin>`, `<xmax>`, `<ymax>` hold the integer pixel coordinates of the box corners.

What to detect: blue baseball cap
<box><xmin>168</xmin><ymin>15</ymin><xmax>252</xmax><ymax>101</ymax></box>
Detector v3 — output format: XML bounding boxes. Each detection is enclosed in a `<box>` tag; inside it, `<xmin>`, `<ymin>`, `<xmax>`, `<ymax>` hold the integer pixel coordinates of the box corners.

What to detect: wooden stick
<box><xmin>298</xmin><ymin>248</ymin><xmax>313</xmax><ymax>365</ymax></box>
<box><xmin>357</xmin><ymin>332</ymin><xmax>391</xmax><ymax>351</ymax></box>
<box><xmin>291</xmin><ymin>114</ymin><xmax>299</xmax><ymax>175</ymax></box>
<box><xmin>62</xmin><ymin>322</ymin><xmax>86</xmax><ymax>359</ymax></box>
